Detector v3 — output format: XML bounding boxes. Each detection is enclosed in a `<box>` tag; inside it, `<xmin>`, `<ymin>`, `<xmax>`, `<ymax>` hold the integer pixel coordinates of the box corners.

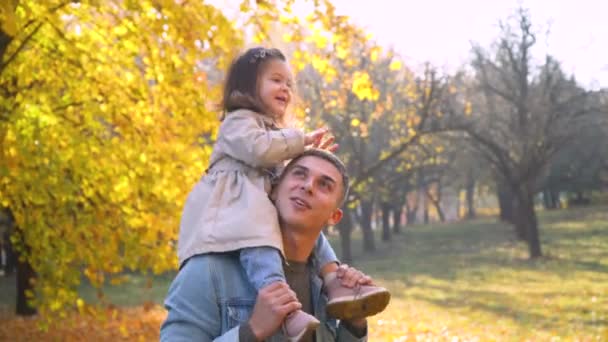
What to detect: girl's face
<box><xmin>257</xmin><ymin>59</ymin><xmax>293</xmax><ymax>119</ymax></box>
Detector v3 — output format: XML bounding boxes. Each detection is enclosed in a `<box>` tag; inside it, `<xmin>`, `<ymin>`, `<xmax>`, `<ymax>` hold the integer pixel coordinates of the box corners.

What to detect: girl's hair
<box><xmin>221</xmin><ymin>47</ymin><xmax>287</xmax><ymax>123</ymax></box>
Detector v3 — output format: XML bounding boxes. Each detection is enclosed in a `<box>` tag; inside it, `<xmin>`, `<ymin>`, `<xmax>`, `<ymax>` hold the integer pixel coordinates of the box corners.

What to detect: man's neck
<box><xmin>281</xmin><ymin>226</ymin><xmax>318</xmax><ymax>263</ymax></box>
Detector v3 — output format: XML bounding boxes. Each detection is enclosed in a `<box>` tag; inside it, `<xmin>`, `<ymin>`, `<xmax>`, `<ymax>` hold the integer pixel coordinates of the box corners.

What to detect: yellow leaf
<box><xmin>370</xmin><ymin>47</ymin><xmax>381</xmax><ymax>62</ymax></box>
<box><xmin>465</xmin><ymin>101</ymin><xmax>473</xmax><ymax>115</ymax></box>
<box><xmin>0</xmin><ymin>3</ymin><xmax>17</xmax><ymax>36</ymax></box>
<box><xmin>336</xmin><ymin>45</ymin><xmax>348</xmax><ymax>59</ymax></box>
<box><xmin>351</xmin><ymin>118</ymin><xmax>360</xmax><ymax>127</ymax></box>
<box><xmin>390</xmin><ymin>60</ymin><xmax>402</xmax><ymax>71</ymax></box>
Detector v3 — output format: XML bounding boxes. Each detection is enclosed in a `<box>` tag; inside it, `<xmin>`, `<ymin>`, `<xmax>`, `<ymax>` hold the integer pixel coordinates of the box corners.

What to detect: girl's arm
<box><xmin>219</xmin><ymin>111</ymin><xmax>305</xmax><ymax>168</ymax></box>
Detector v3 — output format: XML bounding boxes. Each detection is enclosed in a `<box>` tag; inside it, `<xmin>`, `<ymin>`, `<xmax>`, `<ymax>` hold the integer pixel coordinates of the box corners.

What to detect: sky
<box><xmin>328</xmin><ymin>0</ymin><xmax>608</xmax><ymax>89</ymax></box>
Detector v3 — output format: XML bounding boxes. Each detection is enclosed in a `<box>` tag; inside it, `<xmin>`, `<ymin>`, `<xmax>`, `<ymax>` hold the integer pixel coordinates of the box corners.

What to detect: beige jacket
<box><xmin>177</xmin><ymin>109</ymin><xmax>306</xmax><ymax>267</ymax></box>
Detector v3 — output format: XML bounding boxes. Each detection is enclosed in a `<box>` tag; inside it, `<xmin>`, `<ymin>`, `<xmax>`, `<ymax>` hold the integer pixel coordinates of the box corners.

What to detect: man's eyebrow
<box><xmin>291</xmin><ymin>165</ymin><xmax>308</xmax><ymax>172</ymax></box>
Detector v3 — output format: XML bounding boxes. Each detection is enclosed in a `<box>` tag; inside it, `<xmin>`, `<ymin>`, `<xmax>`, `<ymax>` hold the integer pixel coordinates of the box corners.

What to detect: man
<box><xmin>161</xmin><ymin>149</ymin><xmax>387</xmax><ymax>341</ymax></box>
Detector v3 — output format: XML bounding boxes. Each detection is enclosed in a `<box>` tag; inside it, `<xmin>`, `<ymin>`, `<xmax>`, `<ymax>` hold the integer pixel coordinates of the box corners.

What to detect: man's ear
<box><xmin>326</xmin><ymin>208</ymin><xmax>343</xmax><ymax>226</ymax></box>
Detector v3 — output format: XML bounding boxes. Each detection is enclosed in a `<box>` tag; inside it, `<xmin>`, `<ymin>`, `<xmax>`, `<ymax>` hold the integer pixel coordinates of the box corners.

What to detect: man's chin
<box><xmin>281</xmin><ymin>214</ymin><xmax>309</xmax><ymax>229</ymax></box>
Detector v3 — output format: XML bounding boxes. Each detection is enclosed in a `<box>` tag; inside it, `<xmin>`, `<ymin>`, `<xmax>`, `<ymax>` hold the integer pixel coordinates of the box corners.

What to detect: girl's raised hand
<box><xmin>304</xmin><ymin>127</ymin><xmax>328</xmax><ymax>146</ymax></box>
<box><xmin>314</xmin><ymin>135</ymin><xmax>339</xmax><ymax>153</ymax></box>
<box><xmin>305</xmin><ymin>127</ymin><xmax>339</xmax><ymax>152</ymax></box>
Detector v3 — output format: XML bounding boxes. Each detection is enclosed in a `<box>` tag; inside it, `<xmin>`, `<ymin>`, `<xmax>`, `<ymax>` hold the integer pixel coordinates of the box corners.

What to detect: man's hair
<box><xmin>281</xmin><ymin>149</ymin><xmax>350</xmax><ymax>207</ymax></box>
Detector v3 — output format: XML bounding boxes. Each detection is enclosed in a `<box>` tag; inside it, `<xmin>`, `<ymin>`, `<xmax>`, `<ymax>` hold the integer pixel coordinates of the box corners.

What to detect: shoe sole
<box><xmin>326</xmin><ymin>290</ymin><xmax>391</xmax><ymax>320</ymax></box>
<box><xmin>286</xmin><ymin>321</ymin><xmax>321</xmax><ymax>342</ymax></box>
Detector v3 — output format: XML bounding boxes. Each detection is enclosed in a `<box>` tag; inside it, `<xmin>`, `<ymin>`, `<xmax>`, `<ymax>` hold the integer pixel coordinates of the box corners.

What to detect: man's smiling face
<box><xmin>272</xmin><ymin>155</ymin><xmax>344</xmax><ymax>234</ymax></box>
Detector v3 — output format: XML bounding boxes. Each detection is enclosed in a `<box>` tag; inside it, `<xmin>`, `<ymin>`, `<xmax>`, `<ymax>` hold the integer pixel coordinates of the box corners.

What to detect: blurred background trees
<box><xmin>1</xmin><ymin>0</ymin><xmax>606</xmax><ymax>320</ymax></box>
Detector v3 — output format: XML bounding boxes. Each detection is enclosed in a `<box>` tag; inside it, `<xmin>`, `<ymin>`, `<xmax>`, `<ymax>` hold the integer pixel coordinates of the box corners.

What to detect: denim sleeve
<box><xmin>160</xmin><ymin>256</ymin><xmax>239</xmax><ymax>342</ymax></box>
<box><xmin>312</xmin><ymin>232</ymin><xmax>339</xmax><ymax>274</ymax></box>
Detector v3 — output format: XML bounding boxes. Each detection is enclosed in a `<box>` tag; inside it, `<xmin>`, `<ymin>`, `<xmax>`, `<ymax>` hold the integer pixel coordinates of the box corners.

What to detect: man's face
<box><xmin>272</xmin><ymin>156</ymin><xmax>343</xmax><ymax>233</ymax></box>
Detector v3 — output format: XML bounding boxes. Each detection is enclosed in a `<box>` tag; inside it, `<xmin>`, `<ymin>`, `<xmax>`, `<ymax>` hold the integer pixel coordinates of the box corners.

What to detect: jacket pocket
<box><xmin>225</xmin><ymin>298</ymin><xmax>255</xmax><ymax>328</ymax></box>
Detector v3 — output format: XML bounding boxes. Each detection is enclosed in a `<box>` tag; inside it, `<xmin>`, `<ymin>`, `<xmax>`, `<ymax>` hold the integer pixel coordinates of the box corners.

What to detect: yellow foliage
<box><xmin>351</xmin><ymin>71</ymin><xmax>379</xmax><ymax>101</ymax></box>
<box><xmin>0</xmin><ymin>0</ymin><xmax>241</xmax><ymax>321</ymax></box>
<box><xmin>465</xmin><ymin>101</ymin><xmax>473</xmax><ymax>115</ymax></box>
<box><xmin>389</xmin><ymin>60</ymin><xmax>402</xmax><ymax>71</ymax></box>
<box><xmin>370</xmin><ymin>46</ymin><xmax>381</xmax><ymax>62</ymax></box>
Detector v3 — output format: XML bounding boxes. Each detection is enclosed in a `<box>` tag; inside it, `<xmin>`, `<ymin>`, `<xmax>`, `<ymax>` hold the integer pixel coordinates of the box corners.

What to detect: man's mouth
<box><xmin>290</xmin><ymin>197</ymin><xmax>311</xmax><ymax>209</ymax></box>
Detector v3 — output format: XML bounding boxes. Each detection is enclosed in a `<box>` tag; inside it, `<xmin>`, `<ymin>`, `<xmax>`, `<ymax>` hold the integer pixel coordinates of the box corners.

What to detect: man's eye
<box><xmin>319</xmin><ymin>180</ymin><xmax>331</xmax><ymax>190</ymax></box>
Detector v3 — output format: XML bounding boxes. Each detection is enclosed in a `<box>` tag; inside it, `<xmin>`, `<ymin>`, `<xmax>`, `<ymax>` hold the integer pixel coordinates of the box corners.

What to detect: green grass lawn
<box><xmin>1</xmin><ymin>205</ymin><xmax>607</xmax><ymax>341</ymax></box>
<box><xmin>335</xmin><ymin>205</ymin><xmax>608</xmax><ymax>341</ymax></box>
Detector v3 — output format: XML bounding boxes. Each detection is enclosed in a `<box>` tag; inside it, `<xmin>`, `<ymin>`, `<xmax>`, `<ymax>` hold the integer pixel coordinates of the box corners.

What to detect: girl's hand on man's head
<box><xmin>305</xmin><ymin>127</ymin><xmax>339</xmax><ymax>152</ymax></box>
<box><xmin>304</xmin><ymin>127</ymin><xmax>328</xmax><ymax>146</ymax></box>
<box><xmin>314</xmin><ymin>135</ymin><xmax>339</xmax><ymax>152</ymax></box>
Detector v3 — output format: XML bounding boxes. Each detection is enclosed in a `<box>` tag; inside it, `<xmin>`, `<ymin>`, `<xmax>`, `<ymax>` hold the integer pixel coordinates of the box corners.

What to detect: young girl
<box><xmin>178</xmin><ymin>47</ymin><xmax>389</xmax><ymax>341</ymax></box>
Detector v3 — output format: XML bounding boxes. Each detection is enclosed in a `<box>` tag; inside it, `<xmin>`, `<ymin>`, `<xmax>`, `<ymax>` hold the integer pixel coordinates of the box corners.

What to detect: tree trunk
<box><xmin>551</xmin><ymin>190</ymin><xmax>560</xmax><ymax>209</ymax></box>
<box><xmin>511</xmin><ymin>197</ymin><xmax>527</xmax><ymax>241</ymax></box>
<box><xmin>542</xmin><ymin>189</ymin><xmax>561</xmax><ymax>210</ymax></box>
<box><xmin>542</xmin><ymin>189</ymin><xmax>551</xmax><ymax>209</ymax></box>
<box><xmin>497</xmin><ymin>181</ymin><xmax>514</xmax><ymax>223</ymax></box>
<box><xmin>2</xmin><ymin>225</ymin><xmax>15</xmax><ymax>276</ymax></box>
<box><xmin>422</xmin><ymin>189</ymin><xmax>430</xmax><ymax>224</ymax></box>
<box><xmin>16</xmin><ymin>252</ymin><xmax>37</xmax><ymax>316</ymax></box>
<box><xmin>2</xmin><ymin>209</ymin><xmax>36</xmax><ymax>316</ymax></box>
<box><xmin>515</xmin><ymin>188</ymin><xmax>542</xmax><ymax>258</ymax></box>
<box><xmin>405</xmin><ymin>200</ymin><xmax>417</xmax><ymax>225</ymax></box>
<box><xmin>337</xmin><ymin>207</ymin><xmax>353</xmax><ymax>264</ymax></box>
<box><xmin>1</xmin><ymin>30</ymin><xmax>14</xmax><ymax>67</ymax></box>
<box><xmin>392</xmin><ymin>205</ymin><xmax>403</xmax><ymax>234</ymax></box>
<box><xmin>381</xmin><ymin>202</ymin><xmax>391</xmax><ymax>241</ymax></box>
<box><xmin>465</xmin><ymin>175</ymin><xmax>476</xmax><ymax>219</ymax></box>
<box><xmin>1</xmin><ymin>208</ymin><xmax>17</xmax><ymax>276</ymax></box>
<box><xmin>12</xmin><ymin>228</ymin><xmax>37</xmax><ymax>316</ymax></box>
<box><xmin>360</xmin><ymin>200</ymin><xmax>375</xmax><ymax>252</ymax></box>
<box><xmin>426</xmin><ymin>183</ymin><xmax>445</xmax><ymax>222</ymax></box>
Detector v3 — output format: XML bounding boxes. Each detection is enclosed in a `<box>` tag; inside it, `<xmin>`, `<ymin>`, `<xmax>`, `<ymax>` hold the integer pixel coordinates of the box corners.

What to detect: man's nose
<box><xmin>301</xmin><ymin>179</ymin><xmax>313</xmax><ymax>193</ymax></box>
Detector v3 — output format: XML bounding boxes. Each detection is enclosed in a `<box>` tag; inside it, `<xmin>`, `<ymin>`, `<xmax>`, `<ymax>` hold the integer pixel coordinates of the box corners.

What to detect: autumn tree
<box><xmin>1</xmin><ymin>0</ymin><xmax>398</xmax><ymax>319</ymax></box>
<box><xmin>539</xmin><ymin>91</ymin><xmax>608</xmax><ymax>207</ymax></box>
<box><xmin>461</xmin><ymin>8</ymin><xmax>597</xmax><ymax>258</ymax></box>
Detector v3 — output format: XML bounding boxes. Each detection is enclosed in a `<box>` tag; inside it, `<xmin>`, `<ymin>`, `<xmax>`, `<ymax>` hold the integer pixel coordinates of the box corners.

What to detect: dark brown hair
<box><xmin>280</xmin><ymin>149</ymin><xmax>350</xmax><ymax>207</ymax></box>
<box><xmin>221</xmin><ymin>47</ymin><xmax>287</xmax><ymax>121</ymax></box>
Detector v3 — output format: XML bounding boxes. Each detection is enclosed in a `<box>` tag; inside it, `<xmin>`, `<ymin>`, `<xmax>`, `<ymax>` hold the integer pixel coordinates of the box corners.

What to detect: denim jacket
<box><xmin>160</xmin><ymin>253</ymin><xmax>367</xmax><ymax>341</ymax></box>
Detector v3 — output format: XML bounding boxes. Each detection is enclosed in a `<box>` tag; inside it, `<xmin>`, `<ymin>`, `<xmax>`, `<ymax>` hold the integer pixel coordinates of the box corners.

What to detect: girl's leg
<box><xmin>240</xmin><ymin>246</ymin><xmax>320</xmax><ymax>340</ymax></box>
<box><xmin>314</xmin><ymin>232</ymin><xmax>392</xmax><ymax>320</ymax></box>
<box><xmin>312</xmin><ymin>232</ymin><xmax>340</xmax><ymax>277</ymax></box>
<box><xmin>239</xmin><ymin>246</ymin><xmax>285</xmax><ymax>290</ymax></box>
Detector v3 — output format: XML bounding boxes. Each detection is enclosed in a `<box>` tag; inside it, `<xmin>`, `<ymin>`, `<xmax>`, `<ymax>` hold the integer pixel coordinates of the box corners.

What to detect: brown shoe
<box><xmin>324</xmin><ymin>271</ymin><xmax>391</xmax><ymax>320</ymax></box>
<box><xmin>284</xmin><ymin>309</ymin><xmax>320</xmax><ymax>341</ymax></box>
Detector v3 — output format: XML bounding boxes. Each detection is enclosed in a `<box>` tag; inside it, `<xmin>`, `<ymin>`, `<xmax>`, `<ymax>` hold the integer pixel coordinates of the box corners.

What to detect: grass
<box><xmin>333</xmin><ymin>206</ymin><xmax>608</xmax><ymax>341</ymax></box>
<box><xmin>1</xmin><ymin>205</ymin><xmax>607</xmax><ymax>341</ymax></box>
